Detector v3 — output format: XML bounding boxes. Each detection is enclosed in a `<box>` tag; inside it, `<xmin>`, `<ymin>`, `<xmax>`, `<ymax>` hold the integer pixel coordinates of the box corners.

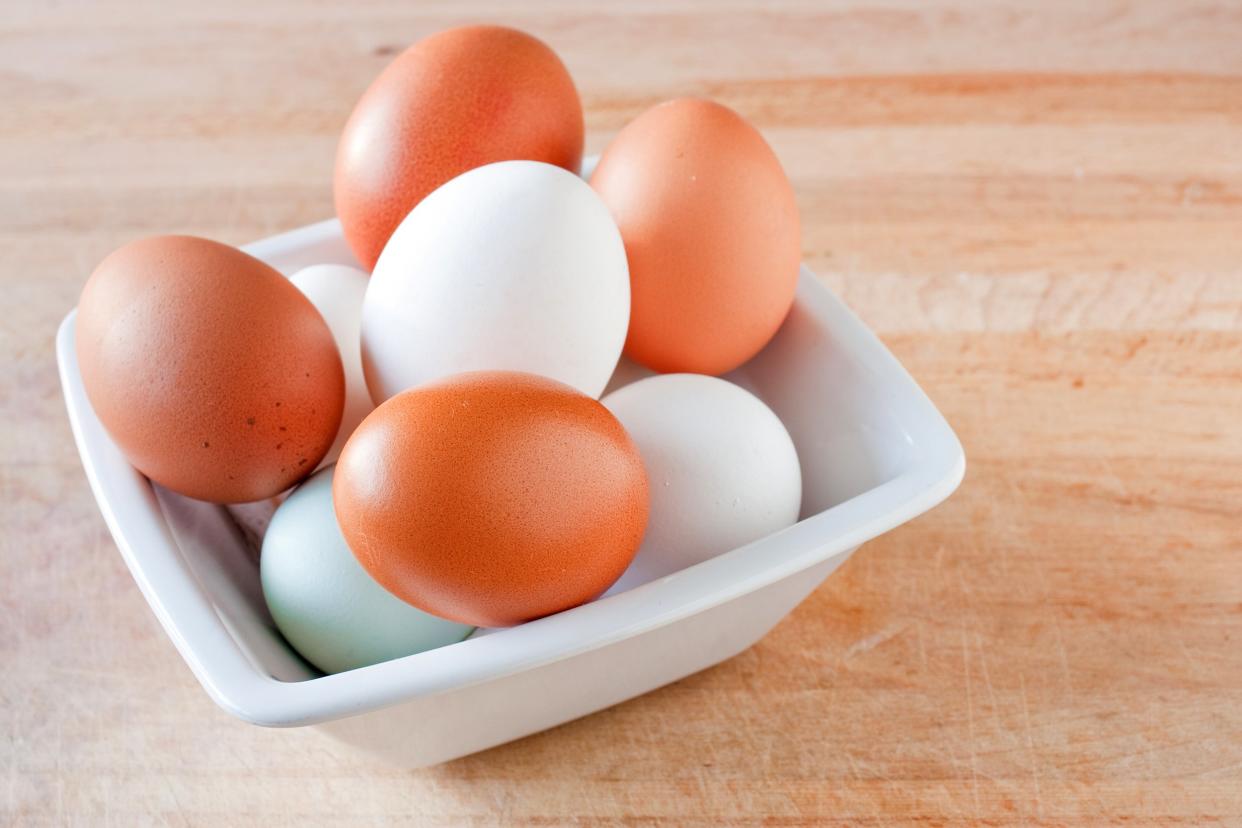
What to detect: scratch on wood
<box><xmin>1176</xmin><ymin>635</ymin><xmax>1204</xmax><ymax>678</ymax></box>
<box><xmin>1019</xmin><ymin>672</ymin><xmax>1043</xmax><ymax>818</ymax></box>
<box><xmin>915</xmin><ymin>621</ymin><xmax>929</xmax><ymax>669</ymax></box>
<box><xmin>843</xmin><ymin>624</ymin><xmax>904</xmax><ymax>660</ymax></box>
<box><xmin>1035</xmin><ymin>562</ymin><xmax>1075</xmax><ymax>693</ymax></box>
<box><xmin>974</xmin><ymin>631</ymin><xmax>1000</xmax><ymax>716</ymax></box>
<box><xmin>961</xmin><ymin>628</ymin><xmax>981</xmax><ymax>818</ymax></box>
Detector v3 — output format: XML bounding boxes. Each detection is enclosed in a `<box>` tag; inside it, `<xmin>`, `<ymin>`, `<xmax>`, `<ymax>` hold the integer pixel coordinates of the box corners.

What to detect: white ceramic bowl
<box><xmin>57</xmin><ymin>218</ymin><xmax>964</xmax><ymax>767</ymax></box>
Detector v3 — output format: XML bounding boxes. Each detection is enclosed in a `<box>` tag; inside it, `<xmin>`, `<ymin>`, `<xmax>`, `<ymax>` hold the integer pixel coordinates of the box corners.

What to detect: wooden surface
<box><xmin>3</xmin><ymin>1</ymin><xmax>1242</xmax><ymax>824</ymax></box>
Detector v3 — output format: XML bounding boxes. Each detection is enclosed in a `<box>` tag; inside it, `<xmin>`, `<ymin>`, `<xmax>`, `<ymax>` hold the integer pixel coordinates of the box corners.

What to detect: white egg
<box><xmin>602</xmin><ymin>374</ymin><xmax>802</xmax><ymax>593</ymax></box>
<box><xmin>361</xmin><ymin>160</ymin><xmax>630</xmax><ymax>402</ymax></box>
<box><xmin>260</xmin><ymin>466</ymin><xmax>472</xmax><ymax>674</ymax></box>
<box><xmin>289</xmin><ymin>264</ymin><xmax>374</xmax><ymax>468</ymax></box>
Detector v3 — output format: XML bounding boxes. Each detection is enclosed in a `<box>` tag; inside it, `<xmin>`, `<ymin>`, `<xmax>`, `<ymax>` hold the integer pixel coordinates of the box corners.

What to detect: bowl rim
<box><xmin>58</xmin><ymin>219</ymin><xmax>965</xmax><ymax>727</ymax></box>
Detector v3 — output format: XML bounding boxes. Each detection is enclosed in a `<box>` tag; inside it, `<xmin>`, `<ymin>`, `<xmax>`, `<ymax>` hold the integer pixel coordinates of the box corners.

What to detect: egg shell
<box><xmin>590</xmin><ymin>98</ymin><xmax>801</xmax><ymax>375</ymax></box>
<box><xmin>333</xmin><ymin>370</ymin><xmax>649</xmax><ymax>628</ymax></box>
<box><xmin>361</xmin><ymin>160</ymin><xmax>629</xmax><ymax>402</ymax></box>
<box><xmin>601</xmin><ymin>373</ymin><xmax>801</xmax><ymax>594</ymax></box>
<box><xmin>261</xmin><ymin>466</ymin><xmax>473</xmax><ymax>674</ymax></box>
<box><xmin>334</xmin><ymin>24</ymin><xmax>584</xmax><ymax>269</ymax></box>
<box><xmin>289</xmin><ymin>264</ymin><xmax>375</xmax><ymax>468</ymax></box>
<box><xmin>75</xmin><ymin>236</ymin><xmax>345</xmax><ymax>503</ymax></box>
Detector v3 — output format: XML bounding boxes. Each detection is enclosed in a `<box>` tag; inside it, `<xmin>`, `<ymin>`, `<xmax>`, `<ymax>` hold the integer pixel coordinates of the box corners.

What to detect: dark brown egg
<box><xmin>76</xmin><ymin>236</ymin><xmax>345</xmax><ymax>503</ymax></box>
<box><xmin>333</xmin><ymin>371</ymin><xmax>649</xmax><ymax>627</ymax></box>
<box><xmin>334</xmin><ymin>25</ymin><xmax>584</xmax><ymax>270</ymax></box>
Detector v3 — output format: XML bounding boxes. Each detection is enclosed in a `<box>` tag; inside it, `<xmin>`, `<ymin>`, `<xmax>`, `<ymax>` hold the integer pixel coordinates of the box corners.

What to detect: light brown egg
<box><xmin>333</xmin><ymin>371</ymin><xmax>649</xmax><ymax>628</ymax></box>
<box><xmin>334</xmin><ymin>25</ymin><xmax>584</xmax><ymax>270</ymax></box>
<box><xmin>590</xmin><ymin>98</ymin><xmax>801</xmax><ymax>375</ymax></box>
<box><xmin>76</xmin><ymin>236</ymin><xmax>344</xmax><ymax>503</ymax></box>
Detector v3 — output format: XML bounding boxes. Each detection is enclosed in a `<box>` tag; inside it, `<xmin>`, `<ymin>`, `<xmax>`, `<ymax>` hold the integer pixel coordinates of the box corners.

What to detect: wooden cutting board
<box><xmin>3</xmin><ymin>1</ymin><xmax>1240</xmax><ymax>824</ymax></box>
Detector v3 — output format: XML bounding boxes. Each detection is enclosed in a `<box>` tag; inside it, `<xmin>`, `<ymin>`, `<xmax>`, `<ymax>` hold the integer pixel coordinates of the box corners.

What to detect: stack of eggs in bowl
<box><xmin>75</xmin><ymin>25</ymin><xmax>806</xmax><ymax>675</ymax></box>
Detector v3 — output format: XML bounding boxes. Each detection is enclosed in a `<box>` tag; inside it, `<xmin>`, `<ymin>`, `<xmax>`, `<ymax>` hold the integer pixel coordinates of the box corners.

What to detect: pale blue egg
<box><xmin>261</xmin><ymin>466</ymin><xmax>473</xmax><ymax>674</ymax></box>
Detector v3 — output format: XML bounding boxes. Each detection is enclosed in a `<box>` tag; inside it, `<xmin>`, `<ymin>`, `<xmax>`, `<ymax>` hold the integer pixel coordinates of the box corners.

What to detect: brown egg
<box><xmin>334</xmin><ymin>25</ymin><xmax>584</xmax><ymax>270</ymax></box>
<box><xmin>333</xmin><ymin>371</ymin><xmax>649</xmax><ymax>627</ymax></box>
<box><xmin>590</xmin><ymin>98</ymin><xmax>801</xmax><ymax>375</ymax></box>
<box><xmin>76</xmin><ymin>236</ymin><xmax>345</xmax><ymax>503</ymax></box>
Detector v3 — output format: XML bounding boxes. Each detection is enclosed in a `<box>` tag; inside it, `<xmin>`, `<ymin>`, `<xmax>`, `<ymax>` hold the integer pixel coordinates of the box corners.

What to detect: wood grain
<box><xmin>3</xmin><ymin>1</ymin><xmax>1241</xmax><ymax>824</ymax></box>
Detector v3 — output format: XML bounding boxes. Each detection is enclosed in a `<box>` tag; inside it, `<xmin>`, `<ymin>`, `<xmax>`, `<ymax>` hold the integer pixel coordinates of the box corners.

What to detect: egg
<box><xmin>361</xmin><ymin>161</ymin><xmax>629</xmax><ymax>402</ymax></box>
<box><xmin>76</xmin><ymin>236</ymin><xmax>344</xmax><ymax>503</ymax></box>
<box><xmin>261</xmin><ymin>466</ymin><xmax>473</xmax><ymax>674</ymax></box>
<box><xmin>334</xmin><ymin>24</ymin><xmax>584</xmax><ymax>269</ymax></box>
<box><xmin>289</xmin><ymin>264</ymin><xmax>374</xmax><ymax>468</ymax></box>
<box><xmin>601</xmin><ymin>374</ymin><xmax>801</xmax><ymax>593</ymax></box>
<box><xmin>590</xmin><ymin>98</ymin><xmax>801</xmax><ymax>375</ymax></box>
<box><xmin>333</xmin><ymin>371</ymin><xmax>649</xmax><ymax>627</ymax></box>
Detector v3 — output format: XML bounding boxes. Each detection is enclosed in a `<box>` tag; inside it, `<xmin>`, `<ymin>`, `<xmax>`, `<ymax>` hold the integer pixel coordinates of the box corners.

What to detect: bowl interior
<box><xmin>63</xmin><ymin>220</ymin><xmax>956</xmax><ymax>691</ymax></box>
<box><xmin>160</xmin><ymin>232</ymin><xmax>926</xmax><ymax>683</ymax></box>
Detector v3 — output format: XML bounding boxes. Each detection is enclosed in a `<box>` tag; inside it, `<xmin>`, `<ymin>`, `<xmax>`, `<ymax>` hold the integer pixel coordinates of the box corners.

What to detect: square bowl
<box><xmin>57</xmin><ymin>218</ymin><xmax>964</xmax><ymax>767</ymax></box>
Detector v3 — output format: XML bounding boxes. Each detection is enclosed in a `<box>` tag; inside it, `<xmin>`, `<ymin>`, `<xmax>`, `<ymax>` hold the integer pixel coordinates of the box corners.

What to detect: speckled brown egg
<box><xmin>333</xmin><ymin>371</ymin><xmax>649</xmax><ymax>627</ymax></box>
<box><xmin>334</xmin><ymin>25</ymin><xmax>584</xmax><ymax>270</ymax></box>
<box><xmin>76</xmin><ymin>236</ymin><xmax>345</xmax><ymax>503</ymax></box>
<box><xmin>590</xmin><ymin>98</ymin><xmax>801</xmax><ymax>376</ymax></box>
